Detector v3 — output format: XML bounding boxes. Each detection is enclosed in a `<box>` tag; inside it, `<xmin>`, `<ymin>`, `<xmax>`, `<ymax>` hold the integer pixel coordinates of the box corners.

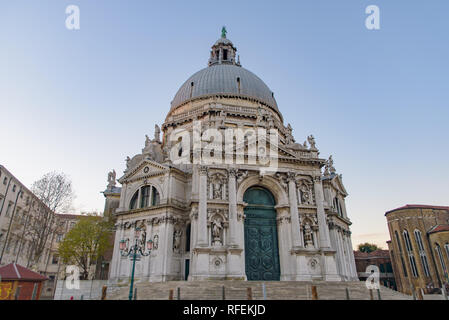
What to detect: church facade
<box><xmin>104</xmin><ymin>31</ymin><xmax>358</xmax><ymax>283</ymax></box>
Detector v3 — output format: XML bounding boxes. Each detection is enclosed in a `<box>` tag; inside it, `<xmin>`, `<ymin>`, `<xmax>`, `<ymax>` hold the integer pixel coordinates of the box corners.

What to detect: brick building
<box><xmin>385</xmin><ymin>204</ymin><xmax>449</xmax><ymax>295</ymax></box>
<box><xmin>354</xmin><ymin>249</ymin><xmax>396</xmax><ymax>290</ymax></box>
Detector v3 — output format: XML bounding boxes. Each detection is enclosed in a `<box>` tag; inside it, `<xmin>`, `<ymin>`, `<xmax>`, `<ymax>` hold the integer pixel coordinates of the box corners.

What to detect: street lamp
<box><xmin>119</xmin><ymin>227</ymin><xmax>153</xmax><ymax>300</ymax></box>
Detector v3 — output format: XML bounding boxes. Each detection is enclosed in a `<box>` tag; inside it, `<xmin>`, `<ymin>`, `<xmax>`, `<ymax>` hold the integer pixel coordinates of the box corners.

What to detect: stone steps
<box><xmin>107</xmin><ymin>280</ymin><xmax>412</xmax><ymax>300</ymax></box>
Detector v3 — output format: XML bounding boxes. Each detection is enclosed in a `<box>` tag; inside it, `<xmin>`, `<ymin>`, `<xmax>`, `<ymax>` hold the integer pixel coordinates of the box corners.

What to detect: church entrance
<box><xmin>243</xmin><ymin>187</ymin><xmax>280</xmax><ymax>281</ymax></box>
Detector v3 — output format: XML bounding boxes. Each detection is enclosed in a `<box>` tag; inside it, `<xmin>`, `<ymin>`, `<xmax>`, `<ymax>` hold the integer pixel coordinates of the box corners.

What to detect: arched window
<box><xmin>151</xmin><ymin>186</ymin><xmax>160</xmax><ymax>206</ymax></box>
<box><xmin>140</xmin><ymin>186</ymin><xmax>151</xmax><ymax>208</ymax></box>
<box><xmin>130</xmin><ymin>185</ymin><xmax>160</xmax><ymax>210</ymax></box>
<box><xmin>414</xmin><ymin>230</ymin><xmax>430</xmax><ymax>277</ymax></box>
<box><xmin>435</xmin><ymin>243</ymin><xmax>447</xmax><ymax>275</ymax></box>
<box><xmin>403</xmin><ymin>230</ymin><xmax>419</xmax><ymax>277</ymax></box>
<box><xmin>129</xmin><ymin>191</ymin><xmax>139</xmax><ymax>210</ymax></box>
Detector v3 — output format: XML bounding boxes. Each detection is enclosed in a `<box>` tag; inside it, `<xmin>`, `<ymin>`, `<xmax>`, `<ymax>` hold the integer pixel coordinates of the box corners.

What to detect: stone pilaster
<box><xmin>287</xmin><ymin>172</ymin><xmax>302</xmax><ymax>248</ymax></box>
<box><xmin>228</xmin><ymin>168</ymin><xmax>238</xmax><ymax>246</ymax></box>
<box><xmin>197</xmin><ymin>166</ymin><xmax>208</xmax><ymax>246</ymax></box>
<box><xmin>313</xmin><ymin>176</ymin><xmax>331</xmax><ymax>248</ymax></box>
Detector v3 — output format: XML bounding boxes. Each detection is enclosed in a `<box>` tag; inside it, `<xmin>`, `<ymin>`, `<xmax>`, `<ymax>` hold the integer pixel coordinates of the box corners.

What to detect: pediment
<box><xmin>119</xmin><ymin>158</ymin><xmax>168</xmax><ymax>183</ymax></box>
<box><xmin>330</xmin><ymin>174</ymin><xmax>348</xmax><ymax>196</ymax></box>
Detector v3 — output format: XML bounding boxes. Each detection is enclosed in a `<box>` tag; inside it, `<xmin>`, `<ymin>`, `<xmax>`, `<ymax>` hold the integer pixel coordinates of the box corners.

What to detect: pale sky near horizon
<box><xmin>1</xmin><ymin>1</ymin><xmax>448</xmax><ymax>250</ymax></box>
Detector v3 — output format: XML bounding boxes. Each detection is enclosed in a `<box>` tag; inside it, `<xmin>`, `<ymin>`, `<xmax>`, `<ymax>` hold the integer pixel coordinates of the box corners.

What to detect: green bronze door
<box><xmin>244</xmin><ymin>187</ymin><xmax>280</xmax><ymax>281</ymax></box>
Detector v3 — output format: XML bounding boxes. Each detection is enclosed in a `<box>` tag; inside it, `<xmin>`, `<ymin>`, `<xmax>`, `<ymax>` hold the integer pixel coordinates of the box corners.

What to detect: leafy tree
<box><xmin>358</xmin><ymin>242</ymin><xmax>380</xmax><ymax>253</ymax></box>
<box><xmin>58</xmin><ymin>214</ymin><xmax>113</xmax><ymax>280</ymax></box>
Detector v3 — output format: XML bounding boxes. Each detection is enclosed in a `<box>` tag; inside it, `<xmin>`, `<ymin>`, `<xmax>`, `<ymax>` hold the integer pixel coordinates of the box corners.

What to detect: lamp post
<box><xmin>119</xmin><ymin>227</ymin><xmax>152</xmax><ymax>300</ymax></box>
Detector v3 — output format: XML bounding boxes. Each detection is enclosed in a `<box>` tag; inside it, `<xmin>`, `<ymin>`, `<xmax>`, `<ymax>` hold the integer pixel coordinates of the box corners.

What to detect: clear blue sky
<box><xmin>1</xmin><ymin>1</ymin><xmax>448</xmax><ymax>248</ymax></box>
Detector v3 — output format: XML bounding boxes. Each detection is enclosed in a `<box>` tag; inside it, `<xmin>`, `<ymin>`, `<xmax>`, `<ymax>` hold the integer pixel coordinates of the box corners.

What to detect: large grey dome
<box><xmin>170</xmin><ymin>64</ymin><xmax>280</xmax><ymax>115</ymax></box>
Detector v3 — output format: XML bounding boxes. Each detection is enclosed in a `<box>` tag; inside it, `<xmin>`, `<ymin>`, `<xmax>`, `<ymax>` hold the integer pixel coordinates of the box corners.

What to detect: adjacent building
<box><xmin>105</xmin><ymin>30</ymin><xmax>358</xmax><ymax>283</ymax></box>
<box><xmin>385</xmin><ymin>204</ymin><xmax>449</xmax><ymax>295</ymax></box>
<box><xmin>0</xmin><ymin>165</ymin><xmax>82</xmax><ymax>298</ymax></box>
<box><xmin>354</xmin><ymin>249</ymin><xmax>396</xmax><ymax>290</ymax></box>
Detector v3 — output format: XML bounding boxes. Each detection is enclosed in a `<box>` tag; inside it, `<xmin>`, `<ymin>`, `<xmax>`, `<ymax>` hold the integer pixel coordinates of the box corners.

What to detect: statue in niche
<box><xmin>303</xmin><ymin>222</ymin><xmax>314</xmax><ymax>248</ymax></box>
<box><xmin>213</xmin><ymin>182</ymin><xmax>222</xmax><ymax>199</ymax></box>
<box><xmin>154</xmin><ymin>124</ymin><xmax>161</xmax><ymax>143</ymax></box>
<box><xmin>299</xmin><ymin>183</ymin><xmax>313</xmax><ymax>205</ymax></box>
<box><xmin>173</xmin><ymin>229</ymin><xmax>182</xmax><ymax>253</ymax></box>
<box><xmin>107</xmin><ymin>170</ymin><xmax>116</xmax><ymax>187</ymax></box>
<box><xmin>153</xmin><ymin>235</ymin><xmax>159</xmax><ymax>250</ymax></box>
<box><xmin>211</xmin><ymin>218</ymin><xmax>223</xmax><ymax>246</ymax></box>
<box><xmin>307</xmin><ymin>135</ymin><xmax>317</xmax><ymax>150</ymax></box>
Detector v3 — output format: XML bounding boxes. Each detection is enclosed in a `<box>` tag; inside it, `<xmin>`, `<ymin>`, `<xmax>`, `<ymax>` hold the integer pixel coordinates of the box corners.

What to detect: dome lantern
<box><xmin>208</xmin><ymin>26</ymin><xmax>241</xmax><ymax>67</ymax></box>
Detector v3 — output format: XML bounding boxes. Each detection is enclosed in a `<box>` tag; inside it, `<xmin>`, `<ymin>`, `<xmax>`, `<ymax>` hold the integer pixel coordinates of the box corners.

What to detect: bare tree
<box><xmin>25</xmin><ymin>172</ymin><xmax>75</xmax><ymax>269</ymax></box>
<box><xmin>31</xmin><ymin>171</ymin><xmax>74</xmax><ymax>214</ymax></box>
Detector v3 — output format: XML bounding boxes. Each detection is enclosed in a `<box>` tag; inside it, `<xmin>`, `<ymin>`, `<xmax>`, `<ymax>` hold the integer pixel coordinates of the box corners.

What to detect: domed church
<box><xmin>104</xmin><ymin>29</ymin><xmax>358</xmax><ymax>282</ymax></box>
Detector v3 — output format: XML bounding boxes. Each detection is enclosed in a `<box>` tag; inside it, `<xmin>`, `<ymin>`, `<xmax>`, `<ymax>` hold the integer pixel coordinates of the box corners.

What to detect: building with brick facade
<box><xmin>354</xmin><ymin>249</ymin><xmax>396</xmax><ymax>290</ymax></box>
<box><xmin>385</xmin><ymin>204</ymin><xmax>449</xmax><ymax>295</ymax></box>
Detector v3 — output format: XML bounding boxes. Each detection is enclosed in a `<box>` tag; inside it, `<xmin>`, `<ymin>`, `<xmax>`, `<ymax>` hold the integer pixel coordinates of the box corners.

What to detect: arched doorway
<box><xmin>243</xmin><ymin>186</ymin><xmax>280</xmax><ymax>280</ymax></box>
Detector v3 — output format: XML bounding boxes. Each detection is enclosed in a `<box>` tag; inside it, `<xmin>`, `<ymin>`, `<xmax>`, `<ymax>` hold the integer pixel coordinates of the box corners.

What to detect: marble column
<box><xmin>313</xmin><ymin>176</ymin><xmax>331</xmax><ymax>248</ymax></box>
<box><xmin>228</xmin><ymin>168</ymin><xmax>237</xmax><ymax>246</ymax></box>
<box><xmin>197</xmin><ymin>166</ymin><xmax>208</xmax><ymax>246</ymax></box>
<box><xmin>287</xmin><ymin>173</ymin><xmax>302</xmax><ymax>248</ymax></box>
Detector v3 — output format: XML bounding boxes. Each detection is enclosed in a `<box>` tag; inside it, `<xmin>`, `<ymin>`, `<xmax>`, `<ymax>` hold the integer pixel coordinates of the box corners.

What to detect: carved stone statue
<box><xmin>307</xmin><ymin>135</ymin><xmax>317</xmax><ymax>150</ymax></box>
<box><xmin>285</xmin><ymin>124</ymin><xmax>294</xmax><ymax>145</ymax></box>
<box><xmin>154</xmin><ymin>124</ymin><xmax>161</xmax><ymax>143</ymax></box>
<box><xmin>153</xmin><ymin>235</ymin><xmax>159</xmax><ymax>250</ymax></box>
<box><xmin>328</xmin><ymin>155</ymin><xmax>336</xmax><ymax>174</ymax></box>
<box><xmin>304</xmin><ymin>223</ymin><xmax>314</xmax><ymax>248</ymax></box>
<box><xmin>125</xmin><ymin>156</ymin><xmax>131</xmax><ymax>169</ymax></box>
<box><xmin>173</xmin><ymin>229</ymin><xmax>182</xmax><ymax>253</ymax></box>
<box><xmin>211</xmin><ymin>218</ymin><xmax>223</xmax><ymax>246</ymax></box>
<box><xmin>213</xmin><ymin>182</ymin><xmax>222</xmax><ymax>199</ymax></box>
<box><xmin>107</xmin><ymin>169</ymin><xmax>116</xmax><ymax>187</ymax></box>
<box><xmin>145</xmin><ymin>134</ymin><xmax>151</xmax><ymax>147</ymax></box>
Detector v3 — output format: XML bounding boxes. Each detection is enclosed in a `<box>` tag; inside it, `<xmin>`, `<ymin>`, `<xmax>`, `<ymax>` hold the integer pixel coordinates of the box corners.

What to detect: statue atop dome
<box><xmin>221</xmin><ymin>26</ymin><xmax>227</xmax><ymax>38</ymax></box>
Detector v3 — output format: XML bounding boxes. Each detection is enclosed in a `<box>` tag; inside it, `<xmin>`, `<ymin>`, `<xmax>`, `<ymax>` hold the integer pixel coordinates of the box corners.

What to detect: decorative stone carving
<box><xmin>297</xmin><ymin>179</ymin><xmax>314</xmax><ymax>205</ymax></box>
<box><xmin>173</xmin><ymin>229</ymin><xmax>182</xmax><ymax>253</ymax></box>
<box><xmin>154</xmin><ymin>124</ymin><xmax>161</xmax><ymax>143</ymax></box>
<box><xmin>125</xmin><ymin>157</ymin><xmax>131</xmax><ymax>170</ymax></box>
<box><xmin>190</xmin><ymin>207</ymin><xmax>198</xmax><ymax>220</ymax></box>
<box><xmin>236</xmin><ymin>170</ymin><xmax>248</xmax><ymax>187</ymax></box>
<box><xmin>303</xmin><ymin>222</ymin><xmax>314</xmax><ymax>248</ymax></box>
<box><xmin>275</xmin><ymin>172</ymin><xmax>288</xmax><ymax>192</ymax></box>
<box><xmin>307</xmin><ymin>135</ymin><xmax>317</xmax><ymax>150</ymax></box>
<box><xmin>285</xmin><ymin>124</ymin><xmax>294</xmax><ymax>145</ymax></box>
<box><xmin>328</xmin><ymin>155</ymin><xmax>336</xmax><ymax>174</ymax></box>
<box><xmin>153</xmin><ymin>234</ymin><xmax>159</xmax><ymax>250</ymax></box>
<box><xmin>107</xmin><ymin>169</ymin><xmax>116</xmax><ymax>188</ymax></box>
<box><xmin>211</xmin><ymin>218</ymin><xmax>223</xmax><ymax>246</ymax></box>
<box><xmin>208</xmin><ymin>172</ymin><xmax>227</xmax><ymax>200</ymax></box>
